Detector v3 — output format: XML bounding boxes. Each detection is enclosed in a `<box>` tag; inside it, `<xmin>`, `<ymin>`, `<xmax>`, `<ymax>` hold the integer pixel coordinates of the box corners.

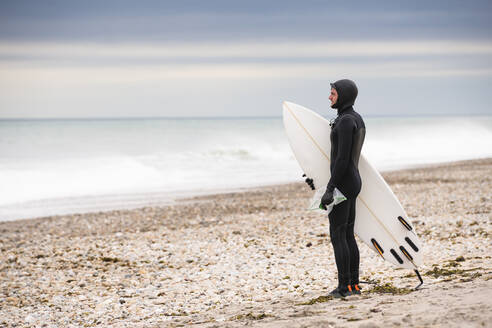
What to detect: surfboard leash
<box><xmin>414</xmin><ymin>269</ymin><xmax>424</xmax><ymax>290</ymax></box>
<box><xmin>360</xmin><ymin>270</ymin><xmax>423</xmax><ymax>290</ymax></box>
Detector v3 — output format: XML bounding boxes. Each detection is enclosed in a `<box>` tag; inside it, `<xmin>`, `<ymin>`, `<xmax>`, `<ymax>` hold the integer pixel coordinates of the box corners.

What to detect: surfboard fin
<box><xmin>405</xmin><ymin>237</ymin><xmax>419</xmax><ymax>252</ymax></box>
<box><xmin>399</xmin><ymin>246</ymin><xmax>413</xmax><ymax>261</ymax></box>
<box><xmin>398</xmin><ymin>216</ymin><xmax>413</xmax><ymax>231</ymax></box>
<box><xmin>390</xmin><ymin>249</ymin><xmax>404</xmax><ymax>264</ymax></box>
<box><xmin>371</xmin><ymin>238</ymin><xmax>384</xmax><ymax>258</ymax></box>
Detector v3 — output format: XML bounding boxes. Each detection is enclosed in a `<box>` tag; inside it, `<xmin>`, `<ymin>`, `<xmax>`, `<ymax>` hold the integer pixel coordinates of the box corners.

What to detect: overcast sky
<box><xmin>1</xmin><ymin>0</ymin><xmax>491</xmax><ymax>118</ymax></box>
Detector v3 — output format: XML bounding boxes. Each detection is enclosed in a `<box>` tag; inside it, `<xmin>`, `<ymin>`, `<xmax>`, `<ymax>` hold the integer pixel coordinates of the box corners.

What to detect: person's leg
<box><xmin>346</xmin><ymin>198</ymin><xmax>360</xmax><ymax>286</ymax></box>
<box><xmin>328</xmin><ymin>201</ymin><xmax>350</xmax><ymax>290</ymax></box>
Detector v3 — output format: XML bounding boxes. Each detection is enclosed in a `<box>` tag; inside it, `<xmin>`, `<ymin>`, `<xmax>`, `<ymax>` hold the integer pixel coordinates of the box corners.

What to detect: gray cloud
<box><xmin>1</xmin><ymin>0</ymin><xmax>491</xmax><ymax>41</ymax></box>
<box><xmin>0</xmin><ymin>0</ymin><xmax>491</xmax><ymax>118</ymax></box>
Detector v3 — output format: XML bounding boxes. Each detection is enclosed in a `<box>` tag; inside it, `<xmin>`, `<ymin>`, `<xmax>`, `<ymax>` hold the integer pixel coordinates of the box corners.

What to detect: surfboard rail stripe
<box><xmin>284</xmin><ymin>102</ymin><xmax>419</xmax><ymax>268</ymax></box>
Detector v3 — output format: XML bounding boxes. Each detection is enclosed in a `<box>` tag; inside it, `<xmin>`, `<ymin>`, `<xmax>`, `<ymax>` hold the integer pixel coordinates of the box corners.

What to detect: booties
<box><xmin>328</xmin><ymin>285</ymin><xmax>350</xmax><ymax>298</ymax></box>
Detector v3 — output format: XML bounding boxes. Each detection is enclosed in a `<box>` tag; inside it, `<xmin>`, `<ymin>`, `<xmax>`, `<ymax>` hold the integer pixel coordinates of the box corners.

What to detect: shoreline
<box><xmin>1</xmin><ymin>158</ymin><xmax>491</xmax><ymax>327</ymax></box>
<box><xmin>2</xmin><ymin>156</ymin><xmax>491</xmax><ymax>223</ymax></box>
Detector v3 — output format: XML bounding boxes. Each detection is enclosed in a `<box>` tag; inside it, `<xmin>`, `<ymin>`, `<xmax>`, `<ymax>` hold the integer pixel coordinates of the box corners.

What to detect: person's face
<box><xmin>329</xmin><ymin>88</ymin><xmax>338</xmax><ymax>107</ymax></box>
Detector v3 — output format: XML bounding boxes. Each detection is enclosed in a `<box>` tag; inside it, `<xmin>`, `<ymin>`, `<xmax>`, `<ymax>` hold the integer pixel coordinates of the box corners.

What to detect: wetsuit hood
<box><xmin>330</xmin><ymin>79</ymin><xmax>358</xmax><ymax>111</ymax></box>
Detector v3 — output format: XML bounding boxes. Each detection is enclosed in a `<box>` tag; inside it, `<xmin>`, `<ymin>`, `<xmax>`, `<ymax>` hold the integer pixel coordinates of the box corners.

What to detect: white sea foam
<box><xmin>364</xmin><ymin>116</ymin><xmax>492</xmax><ymax>170</ymax></box>
<box><xmin>0</xmin><ymin>115</ymin><xmax>491</xmax><ymax>220</ymax></box>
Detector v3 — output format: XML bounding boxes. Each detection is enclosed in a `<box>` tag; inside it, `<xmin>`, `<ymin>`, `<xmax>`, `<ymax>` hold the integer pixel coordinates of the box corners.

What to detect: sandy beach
<box><xmin>1</xmin><ymin>158</ymin><xmax>491</xmax><ymax>327</ymax></box>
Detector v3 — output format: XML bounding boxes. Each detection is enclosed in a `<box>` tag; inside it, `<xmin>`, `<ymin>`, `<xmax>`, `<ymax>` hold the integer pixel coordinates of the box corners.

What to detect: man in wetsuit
<box><xmin>318</xmin><ymin>79</ymin><xmax>366</xmax><ymax>297</ymax></box>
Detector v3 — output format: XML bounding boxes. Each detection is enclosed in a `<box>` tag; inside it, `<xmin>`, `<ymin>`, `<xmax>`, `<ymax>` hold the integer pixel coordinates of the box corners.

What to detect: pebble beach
<box><xmin>1</xmin><ymin>158</ymin><xmax>491</xmax><ymax>327</ymax></box>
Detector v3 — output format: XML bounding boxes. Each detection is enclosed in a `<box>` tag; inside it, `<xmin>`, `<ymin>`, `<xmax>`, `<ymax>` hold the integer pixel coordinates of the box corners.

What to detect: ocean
<box><xmin>1</xmin><ymin>115</ymin><xmax>491</xmax><ymax>221</ymax></box>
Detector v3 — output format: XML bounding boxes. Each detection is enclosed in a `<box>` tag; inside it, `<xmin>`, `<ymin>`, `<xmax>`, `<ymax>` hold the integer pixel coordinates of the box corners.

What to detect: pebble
<box><xmin>359</xmin><ymin>323</ymin><xmax>380</xmax><ymax>328</ymax></box>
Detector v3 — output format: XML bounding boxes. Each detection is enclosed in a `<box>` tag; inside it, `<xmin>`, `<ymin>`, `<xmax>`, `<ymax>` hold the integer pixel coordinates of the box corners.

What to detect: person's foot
<box><xmin>351</xmin><ymin>284</ymin><xmax>361</xmax><ymax>295</ymax></box>
<box><xmin>328</xmin><ymin>286</ymin><xmax>349</xmax><ymax>298</ymax></box>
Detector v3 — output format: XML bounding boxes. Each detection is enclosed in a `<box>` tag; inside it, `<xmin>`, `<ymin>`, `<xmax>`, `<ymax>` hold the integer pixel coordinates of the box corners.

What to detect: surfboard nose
<box><xmin>283</xmin><ymin>101</ymin><xmax>295</xmax><ymax>107</ymax></box>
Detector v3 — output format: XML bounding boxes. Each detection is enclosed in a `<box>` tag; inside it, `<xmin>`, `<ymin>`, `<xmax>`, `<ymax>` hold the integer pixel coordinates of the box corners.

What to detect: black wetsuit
<box><xmin>327</xmin><ymin>79</ymin><xmax>366</xmax><ymax>289</ymax></box>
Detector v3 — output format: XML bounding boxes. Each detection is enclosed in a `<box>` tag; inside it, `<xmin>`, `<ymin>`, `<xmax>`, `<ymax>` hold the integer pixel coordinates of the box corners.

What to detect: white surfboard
<box><xmin>283</xmin><ymin>101</ymin><xmax>423</xmax><ymax>270</ymax></box>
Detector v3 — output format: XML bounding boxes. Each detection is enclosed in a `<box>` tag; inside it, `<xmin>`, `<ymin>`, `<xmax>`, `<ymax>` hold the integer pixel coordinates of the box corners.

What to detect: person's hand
<box><xmin>302</xmin><ymin>174</ymin><xmax>315</xmax><ymax>190</ymax></box>
<box><xmin>320</xmin><ymin>189</ymin><xmax>334</xmax><ymax>210</ymax></box>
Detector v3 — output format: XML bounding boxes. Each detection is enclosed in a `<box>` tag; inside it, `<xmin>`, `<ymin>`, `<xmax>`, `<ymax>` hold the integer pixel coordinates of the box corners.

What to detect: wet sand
<box><xmin>0</xmin><ymin>158</ymin><xmax>491</xmax><ymax>327</ymax></box>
